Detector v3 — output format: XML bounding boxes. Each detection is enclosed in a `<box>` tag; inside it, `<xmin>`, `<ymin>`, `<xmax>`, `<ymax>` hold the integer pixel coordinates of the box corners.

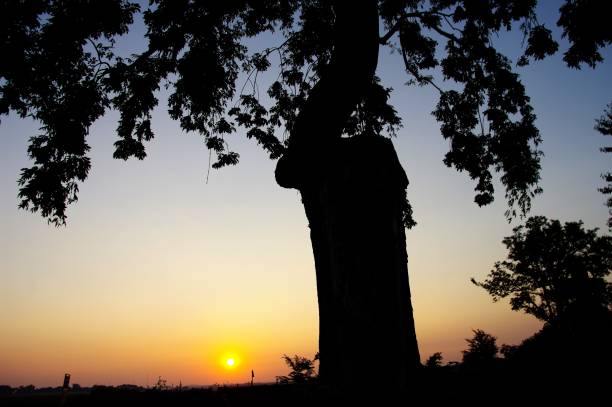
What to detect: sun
<box><xmin>218</xmin><ymin>350</ymin><xmax>242</xmax><ymax>372</ymax></box>
<box><xmin>220</xmin><ymin>353</ymin><xmax>241</xmax><ymax>370</ymax></box>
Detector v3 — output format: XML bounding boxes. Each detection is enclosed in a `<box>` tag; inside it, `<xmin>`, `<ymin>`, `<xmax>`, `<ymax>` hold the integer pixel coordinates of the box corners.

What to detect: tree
<box><xmin>1</xmin><ymin>0</ymin><xmax>610</xmax><ymax>392</ymax></box>
<box><xmin>461</xmin><ymin>329</ymin><xmax>498</xmax><ymax>366</ymax></box>
<box><xmin>595</xmin><ymin>103</ymin><xmax>612</xmax><ymax>229</ymax></box>
<box><xmin>276</xmin><ymin>354</ymin><xmax>317</xmax><ymax>384</ymax></box>
<box><xmin>425</xmin><ymin>352</ymin><xmax>443</xmax><ymax>368</ymax></box>
<box><xmin>472</xmin><ymin>216</ymin><xmax>612</xmax><ymax>325</ymax></box>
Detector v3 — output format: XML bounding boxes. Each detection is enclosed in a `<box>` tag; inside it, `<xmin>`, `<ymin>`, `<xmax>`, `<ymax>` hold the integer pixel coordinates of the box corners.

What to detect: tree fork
<box><xmin>275</xmin><ymin>0</ymin><xmax>379</xmax><ymax>189</ymax></box>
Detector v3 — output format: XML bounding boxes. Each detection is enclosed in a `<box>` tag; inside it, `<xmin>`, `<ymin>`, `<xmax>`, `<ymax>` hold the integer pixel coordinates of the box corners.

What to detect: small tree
<box><xmin>425</xmin><ymin>352</ymin><xmax>443</xmax><ymax>368</ymax></box>
<box><xmin>276</xmin><ymin>354</ymin><xmax>316</xmax><ymax>384</ymax></box>
<box><xmin>472</xmin><ymin>216</ymin><xmax>612</xmax><ymax>325</ymax></box>
<box><xmin>596</xmin><ymin>103</ymin><xmax>612</xmax><ymax>229</ymax></box>
<box><xmin>153</xmin><ymin>376</ymin><xmax>168</xmax><ymax>391</ymax></box>
<box><xmin>462</xmin><ymin>329</ymin><xmax>498</xmax><ymax>366</ymax></box>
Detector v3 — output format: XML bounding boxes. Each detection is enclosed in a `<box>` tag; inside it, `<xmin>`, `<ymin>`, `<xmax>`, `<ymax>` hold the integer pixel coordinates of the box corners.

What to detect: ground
<box><xmin>1</xmin><ymin>367</ymin><xmax>606</xmax><ymax>406</ymax></box>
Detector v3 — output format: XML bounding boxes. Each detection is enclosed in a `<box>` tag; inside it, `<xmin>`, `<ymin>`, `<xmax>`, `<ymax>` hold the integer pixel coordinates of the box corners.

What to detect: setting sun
<box><xmin>219</xmin><ymin>352</ymin><xmax>242</xmax><ymax>371</ymax></box>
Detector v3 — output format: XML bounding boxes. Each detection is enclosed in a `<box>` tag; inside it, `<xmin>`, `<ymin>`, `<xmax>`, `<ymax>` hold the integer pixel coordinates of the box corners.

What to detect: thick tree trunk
<box><xmin>275</xmin><ymin>0</ymin><xmax>421</xmax><ymax>391</ymax></box>
<box><xmin>275</xmin><ymin>0</ymin><xmax>380</xmax><ymax>189</ymax></box>
<box><xmin>300</xmin><ymin>136</ymin><xmax>420</xmax><ymax>390</ymax></box>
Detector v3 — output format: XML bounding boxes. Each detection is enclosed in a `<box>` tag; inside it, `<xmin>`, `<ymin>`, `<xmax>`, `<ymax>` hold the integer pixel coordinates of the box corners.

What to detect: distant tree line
<box><xmin>423</xmin><ymin>216</ymin><xmax>611</xmax><ymax>374</ymax></box>
<box><xmin>596</xmin><ymin>103</ymin><xmax>612</xmax><ymax>229</ymax></box>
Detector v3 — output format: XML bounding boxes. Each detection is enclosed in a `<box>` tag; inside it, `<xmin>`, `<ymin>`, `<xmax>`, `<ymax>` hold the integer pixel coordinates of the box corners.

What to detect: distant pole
<box><xmin>251</xmin><ymin>370</ymin><xmax>254</xmax><ymax>386</ymax></box>
<box><xmin>62</xmin><ymin>373</ymin><xmax>71</xmax><ymax>389</ymax></box>
<box><xmin>60</xmin><ymin>373</ymin><xmax>70</xmax><ymax>406</ymax></box>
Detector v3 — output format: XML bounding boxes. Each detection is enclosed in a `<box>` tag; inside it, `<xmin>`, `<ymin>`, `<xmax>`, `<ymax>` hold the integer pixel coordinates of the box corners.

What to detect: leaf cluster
<box><xmin>1</xmin><ymin>0</ymin><xmax>138</xmax><ymax>225</ymax></box>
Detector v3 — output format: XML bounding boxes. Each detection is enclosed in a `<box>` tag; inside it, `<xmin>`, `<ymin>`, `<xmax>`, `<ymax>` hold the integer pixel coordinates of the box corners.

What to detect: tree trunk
<box><xmin>299</xmin><ymin>136</ymin><xmax>420</xmax><ymax>391</ymax></box>
<box><xmin>275</xmin><ymin>0</ymin><xmax>421</xmax><ymax>391</ymax></box>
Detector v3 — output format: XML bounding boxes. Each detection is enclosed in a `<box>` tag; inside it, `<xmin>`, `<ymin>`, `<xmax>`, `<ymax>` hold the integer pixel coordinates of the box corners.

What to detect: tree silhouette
<box><xmin>276</xmin><ymin>354</ymin><xmax>316</xmax><ymax>384</ymax></box>
<box><xmin>425</xmin><ymin>352</ymin><xmax>443</xmax><ymax>368</ymax></box>
<box><xmin>473</xmin><ymin>216</ymin><xmax>612</xmax><ymax>325</ymax></box>
<box><xmin>1</xmin><ymin>0</ymin><xmax>610</xmax><ymax>391</ymax></box>
<box><xmin>474</xmin><ymin>216</ymin><xmax>612</xmax><ymax>370</ymax></box>
<box><xmin>462</xmin><ymin>329</ymin><xmax>498</xmax><ymax>366</ymax></box>
<box><xmin>595</xmin><ymin>103</ymin><xmax>612</xmax><ymax>229</ymax></box>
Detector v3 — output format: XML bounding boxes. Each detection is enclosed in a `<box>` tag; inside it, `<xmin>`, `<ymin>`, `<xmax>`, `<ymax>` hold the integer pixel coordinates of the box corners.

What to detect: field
<box><xmin>2</xmin><ymin>367</ymin><xmax>605</xmax><ymax>406</ymax></box>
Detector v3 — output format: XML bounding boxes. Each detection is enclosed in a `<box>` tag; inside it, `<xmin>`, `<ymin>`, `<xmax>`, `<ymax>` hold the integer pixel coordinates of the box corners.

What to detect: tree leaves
<box><xmin>431</xmin><ymin>6</ymin><xmax>544</xmax><ymax>218</ymax></box>
<box><xmin>2</xmin><ymin>0</ymin><xmax>139</xmax><ymax>225</ymax></box>
<box><xmin>557</xmin><ymin>0</ymin><xmax>612</xmax><ymax>69</ymax></box>
<box><xmin>518</xmin><ymin>25</ymin><xmax>558</xmax><ymax>66</ymax></box>
<box><xmin>473</xmin><ymin>216</ymin><xmax>612</xmax><ymax>324</ymax></box>
<box><xmin>2</xmin><ymin>1</ymin><xmax>610</xmax><ymax>224</ymax></box>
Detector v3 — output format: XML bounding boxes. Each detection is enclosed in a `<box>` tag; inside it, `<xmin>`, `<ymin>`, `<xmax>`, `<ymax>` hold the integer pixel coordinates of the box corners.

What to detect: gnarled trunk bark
<box><xmin>275</xmin><ymin>0</ymin><xmax>421</xmax><ymax>391</ymax></box>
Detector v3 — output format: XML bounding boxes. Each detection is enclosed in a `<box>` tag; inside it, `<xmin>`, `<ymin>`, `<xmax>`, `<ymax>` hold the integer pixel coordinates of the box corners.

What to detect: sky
<box><xmin>1</xmin><ymin>1</ymin><xmax>610</xmax><ymax>388</ymax></box>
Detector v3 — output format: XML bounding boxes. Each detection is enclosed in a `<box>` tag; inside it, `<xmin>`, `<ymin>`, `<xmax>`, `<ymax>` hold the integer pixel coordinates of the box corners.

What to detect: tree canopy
<box><xmin>473</xmin><ymin>216</ymin><xmax>612</xmax><ymax>324</ymax></box>
<box><xmin>1</xmin><ymin>0</ymin><xmax>610</xmax><ymax>225</ymax></box>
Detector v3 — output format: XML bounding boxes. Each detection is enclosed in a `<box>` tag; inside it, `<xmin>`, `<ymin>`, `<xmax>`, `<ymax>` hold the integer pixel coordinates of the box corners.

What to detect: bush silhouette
<box><xmin>462</xmin><ymin>329</ymin><xmax>498</xmax><ymax>367</ymax></box>
<box><xmin>276</xmin><ymin>354</ymin><xmax>317</xmax><ymax>384</ymax></box>
<box><xmin>425</xmin><ymin>352</ymin><xmax>443</xmax><ymax>368</ymax></box>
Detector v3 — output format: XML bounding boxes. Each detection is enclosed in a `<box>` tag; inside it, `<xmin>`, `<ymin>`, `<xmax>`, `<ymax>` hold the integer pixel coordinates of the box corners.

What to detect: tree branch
<box><xmin>276</xmin><ymin>0</ymin><xmax>380</xmax><ymax>189</ymax></box>
<box><xmin>428</xmin><ymin>24</ymin><xmax>461</xmax><ymax>43</ymax></box>
<box><xmin>379</xmin><ymin>12</ymin><xmax>421</xmax><ymax>44</ymax></box>
<box><xmin>379</xmin><ymin>10</ymin><xmax>462</xmax><ymax>45</ymax></box>
<box><xmin>398</xmin><ymin>30</ymin><xmax>443</xmax><ymax>93</ymax></box>
<box><xmin>400</xmin><ymin>51</ymin><xmax>442</xmax><ymax>93</ymax></box>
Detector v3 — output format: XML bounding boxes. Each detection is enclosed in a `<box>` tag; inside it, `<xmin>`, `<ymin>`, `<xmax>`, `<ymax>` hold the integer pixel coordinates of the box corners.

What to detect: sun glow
<box><xmin>219</xmin><ymin>352</ymin><xmax>241</xmax><ymax>371</ymax></box>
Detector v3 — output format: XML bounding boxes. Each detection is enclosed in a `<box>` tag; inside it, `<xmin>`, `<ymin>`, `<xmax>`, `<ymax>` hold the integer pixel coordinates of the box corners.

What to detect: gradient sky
<box><xmin>1</xmin><ymin>1</ymin><xmax>610</xmax><ymax>387</ymax></box>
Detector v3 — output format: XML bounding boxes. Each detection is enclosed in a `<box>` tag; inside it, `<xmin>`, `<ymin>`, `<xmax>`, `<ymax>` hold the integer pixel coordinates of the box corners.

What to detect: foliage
<box><xmin>473</xmin><ymin>216</ymin><xmax>612</xmax><ymax>324</ymax></box>
<box><xmin>461</xmin><ymin>329</ymin><xmax>498</xmax><ymax>365</ymax></box>
<box><xmin>425</xmin><ymin>352</ymin><xmax>443</xmax><ymax>368</ymax></box>
<box><xmin>499</xmin><ymin>343</ymin><xmax>518</xmax><ymax>359</ymax></box>
<box><xmin>1</xmin><ymin>1</ymin><xmax>611</xmax><ymax>225</ymax></box>
<box><xmin>153</xmin><ymin>376</ymin><xmax>168</xmax><ymax>391</ymax></box>
<box><xmin>276</xmin><ymin>354</ymin><xmax>317</xmax><ymax>384</ymax></box>
<box><xmin>595</xmin><ymin>103</ymin><xmax>612</xmax><ymax>229</ymax></box>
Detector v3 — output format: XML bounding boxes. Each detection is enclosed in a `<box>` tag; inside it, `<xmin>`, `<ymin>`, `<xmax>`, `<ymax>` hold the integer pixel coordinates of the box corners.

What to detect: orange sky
<box><xmin>0</xmin><ymin>116</ymin><xmax>548</xmax><ymax>386</ymax></box>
